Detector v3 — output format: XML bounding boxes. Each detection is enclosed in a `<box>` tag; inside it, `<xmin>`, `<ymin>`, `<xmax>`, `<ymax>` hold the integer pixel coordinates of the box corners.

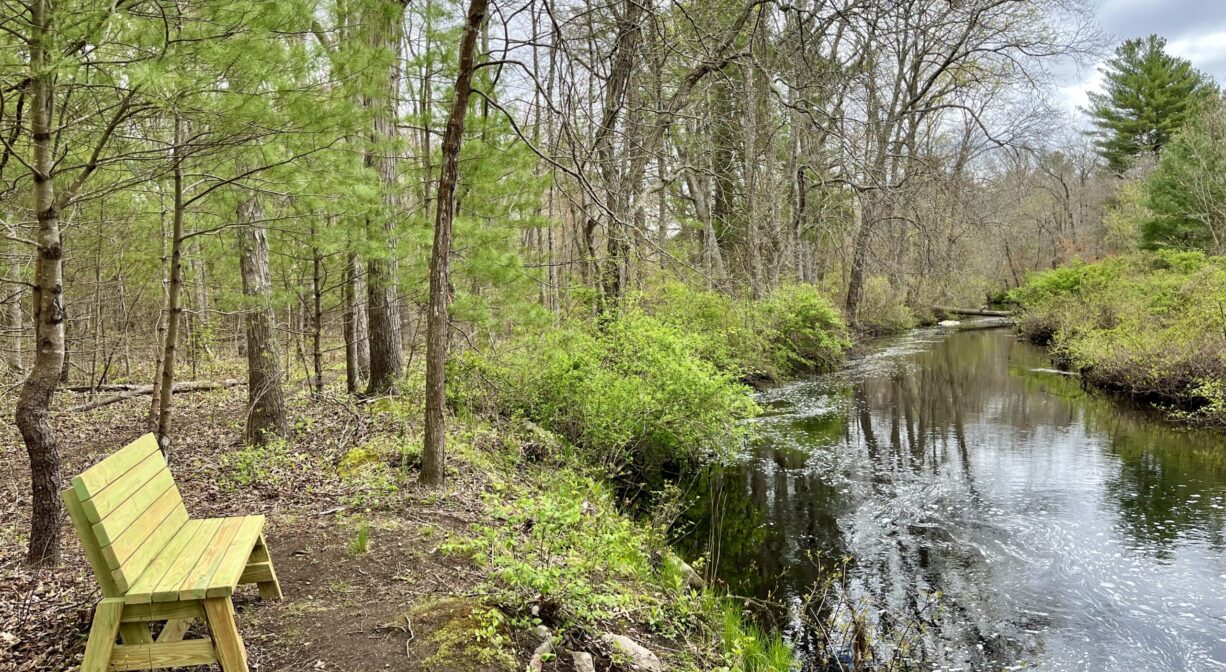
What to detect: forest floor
<box><xmin>1</xmin><ymin>381</ymin><xmax>699</xmax><ymax>672</ymax></box>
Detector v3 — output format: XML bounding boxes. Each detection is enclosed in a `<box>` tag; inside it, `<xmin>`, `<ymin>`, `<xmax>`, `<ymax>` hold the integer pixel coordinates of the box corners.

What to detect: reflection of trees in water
<box><xmin>675</xmin><ymin>329</ymin><xmax>1225</xmax><ymax>669</ymax></box>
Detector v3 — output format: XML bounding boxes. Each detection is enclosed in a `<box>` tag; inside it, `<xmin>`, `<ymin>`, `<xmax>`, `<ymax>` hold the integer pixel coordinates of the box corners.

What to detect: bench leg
<box><xmin>81</xmin><ymin>598</ymin><xmax>124</xmax><ymax>672</ymax></box>
<box><xmin>157</xmin><ymin>617</ymin><xmax>192</xmax><ymax>643</ymax></box>
<box><xmin>118</xmin><ymin>621</ymin><xmax>153</xmax><ymax>645</ymax></box>
<box><xmin>245</xmin><ymin>533</ymin><xmax>283</xmax><ymax>601</ymax></box>
<box><xmin>203</xmin><ymin>597</ymin><xmax>249</xmax><ymax>672</ymax></box>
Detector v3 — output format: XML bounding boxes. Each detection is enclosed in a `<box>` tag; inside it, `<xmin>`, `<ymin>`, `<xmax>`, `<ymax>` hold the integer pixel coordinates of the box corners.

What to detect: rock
<box><xmin>664</xmin><ymin>553</ymin><xmax>704</xmax><ymax>590</ymax></box>
<box><xmin>572</xmin><ymin>651</ymin><xmax>597</xmax><ymax>672</ymax></box>
<box><xmin>938</xmin><ymin>319</ymin><xmax>960</xmax><ymax>327</ymax></box>
<box><xmin>601</xmin><ymin>633</ymin><xmax>664</xmax><ymax>671</ymax></box>
<box><xmin>529</xmin><ymin>627</ymin><xmax>554</xmax><ymax>671</ymax></box>
<box><xmin>679</xmin><ymin>561</ymin><xmax>704</xmax><ymax>590</ymax></box>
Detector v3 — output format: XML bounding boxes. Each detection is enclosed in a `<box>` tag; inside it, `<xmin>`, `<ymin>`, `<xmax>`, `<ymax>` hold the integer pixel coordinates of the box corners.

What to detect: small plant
<box><xmin>348</xmin><ymin>522</ymin><xmax>371</xmax><ymax>556</ymax></box>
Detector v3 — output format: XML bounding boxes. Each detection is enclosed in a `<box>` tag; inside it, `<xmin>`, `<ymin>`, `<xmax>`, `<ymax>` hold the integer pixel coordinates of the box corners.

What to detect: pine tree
<box><xmin>1087</xmin><ymin>35</ymin><xmax>1216</xmax><ymax>173</ymax></box>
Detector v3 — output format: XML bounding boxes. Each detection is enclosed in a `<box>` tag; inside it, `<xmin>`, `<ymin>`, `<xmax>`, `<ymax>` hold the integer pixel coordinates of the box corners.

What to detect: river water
<box><xmin>675</xmin><ymin>324</ymin><xmax>1226</xmax><ymax>671</ymax></box>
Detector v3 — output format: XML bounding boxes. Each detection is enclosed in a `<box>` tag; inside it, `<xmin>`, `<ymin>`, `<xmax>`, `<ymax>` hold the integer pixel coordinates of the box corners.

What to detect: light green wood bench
<box><xmin>64</xmin><ymin>433</ymin><xmax>283</xmax><ymax>671</ymax></box>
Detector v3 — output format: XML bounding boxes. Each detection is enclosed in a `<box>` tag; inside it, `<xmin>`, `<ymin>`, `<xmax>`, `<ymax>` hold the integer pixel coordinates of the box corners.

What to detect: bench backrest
<box><xmin>63</xmin><ymin>434</ymin><xmax>190</xmax><ymax>595</ymax></box>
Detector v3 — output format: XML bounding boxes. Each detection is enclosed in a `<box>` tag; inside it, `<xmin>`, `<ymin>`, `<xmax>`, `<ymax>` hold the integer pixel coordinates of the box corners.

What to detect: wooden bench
<box><xmin>64</xmin><ymin>433</ymin><xmax>283</xmax><ymax>671</ymax></box>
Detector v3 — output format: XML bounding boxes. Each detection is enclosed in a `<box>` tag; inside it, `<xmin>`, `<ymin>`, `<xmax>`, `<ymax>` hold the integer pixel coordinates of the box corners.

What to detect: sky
<box><xmin>1058</xmin><ymin>0</ymin><xmax>1226</xmax><ymax>117</ymax></box>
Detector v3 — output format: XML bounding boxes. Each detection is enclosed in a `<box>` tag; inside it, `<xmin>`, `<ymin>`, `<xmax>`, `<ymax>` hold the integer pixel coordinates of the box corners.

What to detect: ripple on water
<box><xmin>715</xmin><ymin>327</ymin><xmax>1226</xmax><ymax>671</ymax></box>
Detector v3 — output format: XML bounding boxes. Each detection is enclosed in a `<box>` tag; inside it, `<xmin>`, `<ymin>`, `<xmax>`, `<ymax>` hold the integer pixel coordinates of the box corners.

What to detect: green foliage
<box><xmin>852</xmin><ymin>276</ymin><xmax>916</xmax><ymax>336</ymax></box>
<box><xmin>718</xmin><ymin>603</ymin><xmax>795</xmax><ymax>672</ymax></box>
<box><xmin>348</xmin><ymin>522</ymin><xmax>371</xmax><ymax>556</ymax></box>
<box><xmin>642</xmin><ymin>283</ymin><xmax>850</xmax><ymax>381</ymax></box>
<box><xmin>1088</xmin><ymin>35</ymin><xmax>1217</xmax><ymax>173</ymax></box>
<box><xmin>1143</xmin><ymin>99</ymin><xmax>1226</xmax><ymax>252</ymax></box>
<box><xmin>1011</xmin><ymin>252</ymin><xmax>1226</xmax><ymax>424</ymax></box>
<box><xmin>453</xmin><ymin>308</ymin><xmax>760</xmax><ymax>467</ymax></box>
<box><xmin>217</xmin><ymin>438</ymin><xmax>316</xmax><ymax>490</ymax></box>
<box><xmin>756</xmin><ymin>284</ymin><xmax>851</xmax><ymax>374</ymax></box>
<box><xmin>445</xmin><ymin>470</ymin><xmax>667</xmax><ymax>623</ymax></box>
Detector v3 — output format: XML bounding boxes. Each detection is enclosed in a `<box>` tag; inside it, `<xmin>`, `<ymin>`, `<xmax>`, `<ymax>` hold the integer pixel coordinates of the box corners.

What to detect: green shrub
<box><xmin>637</xmin><ymin>282</ymin><xmax>850</xmax><ymax>381</ymax></box>
<box><xmin>443</xmin><ymin>471</ymin><xmax>661</xmax><ymax>624</ymax></box>
<box><xmin>757</xmin><ymin>283</ymin><xmax>850</xmax><ymax>376</ymax></box>
<box><xmin>453</xmin><ymin>309</ymin><xmax>758</xmax><ymax>467</ymax></box>
<box><xmin>856</xmin><ymin>276</ymin><xmax>915</xmax><ymax>335</ymax></box>
<box><xmin>1010</xmin><ymin>252</ymin><xmax>1226</xmax><ymax>424</ymax></box>
<box><xmin>217</xmin><ymin>439</ymin><xmax>316</xmax><ymax>490</ymax></box>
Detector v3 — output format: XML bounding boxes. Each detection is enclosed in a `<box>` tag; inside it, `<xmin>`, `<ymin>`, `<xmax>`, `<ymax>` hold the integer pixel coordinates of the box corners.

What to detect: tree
<box><xmin>7</xmin><ymin>0</ymin><xmax>145</xmax><ymax>565</ymax></box>
<box><xmin>421</xmin><ymin>0</ymin><xmax>489</xmax><ymax>487</ymax></box>
<box><xmin>237</xmin><ymin>195</ymin><xmax>290</xmax><ymax>445</ymax></box>
<box><xmin>1144</xmin><ymin>99</ymin><xmax>1226</xmax><ymax>253</ymax></box>
<box><xmin>1088</xmin><ymin>35</ymin><xmax>1216</xmax><ymax>174</ymax></box>
<box><xmin>360</xmin><ymin>0</ymin><xmax>408</xmax><ymax>396</ymax></box>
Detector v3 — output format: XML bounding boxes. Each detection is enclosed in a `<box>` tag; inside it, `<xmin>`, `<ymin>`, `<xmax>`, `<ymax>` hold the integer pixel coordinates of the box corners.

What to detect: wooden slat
<box><xmin>120</xmin><ymin>601</ymin><xmax>203</xmax><ymax>623</ymax></box>
<box><xmin>110</xmin><ymin>506</ymin><xmax>190</xmax><ymax>593</ymax></box>
<box><xmin>203</xmin><ymin>516</ymin><xmax>265</xmax><ymax>599</ymax></box>
<box><xmin>156</xmin><ymin>618</ymin><xmax>192</xmax><ymax>643</ymax></box>
<box><xmin>202</xmin><ymin>597</ymin><xmax>248</xmax><ymax>671</ymax></box>
<box><xmin>100</xmin><ymin>486</ymin><xmax>187</xmax><ymax>571</ymax></box>
<box><xmin>107</xmin><ymin>639</ymin><xmax>216</xmax><ymax>671</ymax></box>
<box><xmin>62</xmin><ymin>488</ymin><xmax>122</xmax><ymax>598</ymax></box>
<box><xmin>176</xmin><ymin>517</ymin><xmax>245</xmax><ymax>600</ymax></box>
<box><xmin>250</xmin><ymin>532</ymin><xmax>283</xmax><ymax>600</ymax></box>
<box><xmin>71</xmin><ymin>434</ymin><xmax>160</xmax><ymax>503</ymax></box>
<box><xmin>79</xmin><ymin>452</ymin><xmax>168</xmax><ymax>523</ymax></box>
<box><xmin>92</xmin><ymin>470</ymin><xmax>178</xmax><ymax>546</ymax></box>
<box><xmin>124</xmin><ymin>521</ymin><xmax>203</xmax><ymax>604</ymax></box>
<box><xmin>150</xmin><ymin>519</ymin><xmax>223</xmax><ymax>603</ymax></box>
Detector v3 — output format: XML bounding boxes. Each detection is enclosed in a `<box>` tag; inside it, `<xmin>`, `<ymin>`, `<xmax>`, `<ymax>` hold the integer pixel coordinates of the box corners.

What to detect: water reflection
<box><xmin>676</xmin><ymin>327</ymin><xmax>1226</xmax><ymax>671</ymax></box>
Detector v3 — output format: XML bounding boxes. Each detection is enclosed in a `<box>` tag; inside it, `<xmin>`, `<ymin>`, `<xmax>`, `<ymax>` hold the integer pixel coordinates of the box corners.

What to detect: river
<box><xmin>675</xmin><ymin>324</ymin><xmax>1226</xmax><ymax>671</ymax></box>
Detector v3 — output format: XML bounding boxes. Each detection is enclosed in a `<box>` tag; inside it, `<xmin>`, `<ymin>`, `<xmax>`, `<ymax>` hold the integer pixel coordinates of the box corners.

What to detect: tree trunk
<box><xmin>147</xmin><ymin>205</ymin><xmax>169</xmax><ymax>432</ymax></box>
<box><xmin>237</xmin><ymin>196</ymin><xmax>288</xmax><ymax>445</ymax></box>
<box><xmin>343</xmin><ymin>248</ymin><xmax>368</xmax><ymax>394</ymax></box>
<box><xmin>421</xmin><ymin>0</ymin><xmax>488</xmax><ymax>487</ymax></box>
<box><xmin>844</xmin><ymin>203</ymin><xmax>873</xmax><ymax>330</ymax></box>
<box><xmin>2</xmin><ymin>220</ymin><xmax>21</xmax><ymax>373</ymax></box>
<box><xmin>310</xmin><ymin>229</ymin><xmax>323</xmax><ymax>396</ymax></box>
<box><xmin>155</xmin><ymin>119</ymin><xmax>186</xmax><ymax>449</ymax></box>
<box><xmin>16</xmin><ymin>0</ymin><xmax>64</xmax><ymax>565</ymax></box>
<box><xmin>363</xmin><ymin>0</ymin><xmax>407</xmax><ymax>396</ymax></box>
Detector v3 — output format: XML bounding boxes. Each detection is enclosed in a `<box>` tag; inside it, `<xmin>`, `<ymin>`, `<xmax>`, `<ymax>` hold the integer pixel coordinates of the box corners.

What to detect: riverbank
<box><xmin>4</xmin><ymin>283</ymin><xmax>854</xmax><ymax>671</ymax></box>
<box><xmin>1010</xmin><ymin>251</ymin><xmax>1226</xmax><ymax>426</ymax></box>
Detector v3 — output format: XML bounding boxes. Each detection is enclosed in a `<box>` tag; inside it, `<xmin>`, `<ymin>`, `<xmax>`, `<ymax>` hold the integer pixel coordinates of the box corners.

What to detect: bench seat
<box><xmin>124</xmin><ymin>515</ymin><xmax>266</xmax><ymax>604</ymax></box>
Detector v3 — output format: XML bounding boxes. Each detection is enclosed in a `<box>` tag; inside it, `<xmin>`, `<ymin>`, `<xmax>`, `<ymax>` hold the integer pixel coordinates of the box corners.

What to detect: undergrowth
<box><xmin>439</xmin><ymin>423</ymin><xmax>795</xmax><ymax>671</ymax></box>
<box><xmin>451</xmin><ymin>283</ymin><xmax>849</xmax><ymax>470</ymax></box>
<box><xmin>1011</xmin><ymin>251</ymin><xmax>1226</xmax><ymax>425</ymax></box>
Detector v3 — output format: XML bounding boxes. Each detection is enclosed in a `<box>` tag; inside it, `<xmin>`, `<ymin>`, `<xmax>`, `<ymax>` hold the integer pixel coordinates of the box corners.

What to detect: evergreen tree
<box><xmin>1087</xmin><ymin>35</ymin><xmax>1216</xmax><ymax>173</ymax></box>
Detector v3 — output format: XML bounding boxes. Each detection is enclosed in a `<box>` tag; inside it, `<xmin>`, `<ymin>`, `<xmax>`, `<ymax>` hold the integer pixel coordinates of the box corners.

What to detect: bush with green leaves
<box><xmin>453</xmin><ymin>308</ymin><xmax>759</xmax><ymax>467</ymax></box>
<box><xmin>1010</xmin><ymin>252</ymin><xmax>1226</xmax><ymax>424</ymax></box>
<box><xmin>756</xmin><ymin>283</ymin><xmax>851</xmax><ymax>375</ymax></box>
<box><xmin>636</xmin><ymin>282</ymin><xmax>850</xmax><ymax>381</ymax></box>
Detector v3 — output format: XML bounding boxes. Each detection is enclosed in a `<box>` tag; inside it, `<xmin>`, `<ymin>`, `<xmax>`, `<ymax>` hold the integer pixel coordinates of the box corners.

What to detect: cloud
<box><xmin>1058</xmin><ymin>2</ymin><xmax>1226</xmax><ymax>119</ymax></box>
<box><xmin>1097</xmin><ymin>0</ymin><xmax>1226</xmax><ymax>45</ymax></box>
<box><xmin>1167</xmin><ymin>30</ymin><xmax>1226</xmax><ymax>78</ymax></box>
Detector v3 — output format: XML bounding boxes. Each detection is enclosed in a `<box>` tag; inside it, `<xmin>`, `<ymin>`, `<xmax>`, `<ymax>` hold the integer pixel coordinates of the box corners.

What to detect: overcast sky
<box><xmin>1059</xmin><ymin>0</ymin><xmax>1226</xmax><ymax>116</ymax></box>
